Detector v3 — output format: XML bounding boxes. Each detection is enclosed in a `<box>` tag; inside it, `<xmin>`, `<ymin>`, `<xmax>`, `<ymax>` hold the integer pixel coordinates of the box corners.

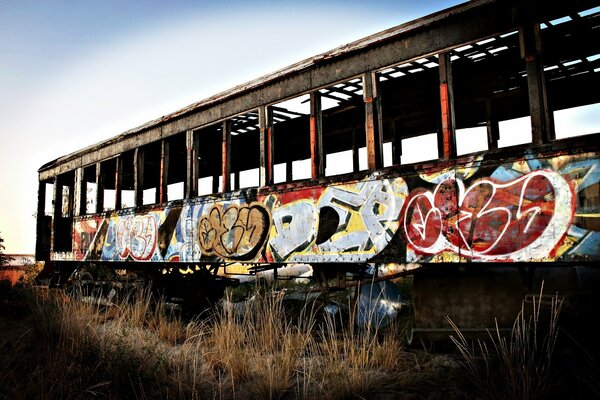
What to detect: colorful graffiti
<box><xmin>403</xmin><ymin>171</ymin><xmax>573</xmax><ymax>261</ymax></box>
<box><xmin>267</xmin><ymin>176</ymin><xmax>408</xmax><ymax>262</ymax></box>
<box><xmin>63</xmin><ymin>153</ymin><xmax>599</xmax><ymax>265</ymax></box>
<box><xmin>198</xmin><ymin>202</ymin><xmax>270</xmax><ymax>260</ymax></box>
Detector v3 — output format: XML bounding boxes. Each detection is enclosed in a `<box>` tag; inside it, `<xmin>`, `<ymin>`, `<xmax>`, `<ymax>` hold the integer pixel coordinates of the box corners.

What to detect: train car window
<box><xmin>272</xmin><ymin>94</ymin><xmax>311</xmax><ymax>183</ymax></box>
<box><xmin>230</xmin><ymin>111</ymin><xmax>260</xmax><ymax>189</ymax></box>
<box><xmin>542</xmin><ymin>7</ymin><xmax>600</xmax><ymax>139</ymax></box>
<box><xmin>100</xmin><ymin>158</ymin><xmax>116</xmax><ymax>211</ymax></box>
<box><xmin>141</xmin><ymin>141</ymin><xmax>161</xmax><ymax>205</ymax></box>
<box><xmin>166</xmin><ymin>133</ymin><xmax>186</xmax><ymax>201</ymax></box>
<box><xmin>120</xmin><ymin>151</ymin><xmax>135</xmax><ymax>208</ymax></box>
<box><xmin>378</xmin><ymin>58</ymin><xmax>441</xmax><ymax>165</ymax></box>
<box><xmin>44</xmin><ymin>182</ymin><xmax>53</xmax><ymax>216</ymax></box>
<box><xmin>82</xmin><ymin>165</ymin><xmax>96</xmax><ymax>214</ymax></box>
<box><xmin>451</xmin><ymin>31</ymin><xmax>531</xmax><ymax>152</ymax></box>
<box><xmin>321</xmin><ymin>78</ymin><xmax>366</xmax><ymax>176</ymax></box>
<box><xmin>196</xmin><ymin>124</ymin><xmax>222</xmax><ymax>195</ymax></box>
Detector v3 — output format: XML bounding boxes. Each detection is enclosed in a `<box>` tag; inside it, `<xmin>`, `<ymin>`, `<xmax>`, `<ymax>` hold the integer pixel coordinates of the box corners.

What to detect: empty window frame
<box><xmin>230</xmin><ymin>111</ymin><xmax>260</xmax><ymax>189</ymax></box>
<box><xmin>100</xmin><ymin>158</ymin><xmax>117</xmax><ymax>212</ymax></box>
<box><xmin>541</xmin><ymin>7</ymin><xmax>600</xmax><ymax>139</ymax></box>
<box><xmin>378</xmin><ymin>57</ymin><xmax>441</xmax><ymax>165</ymax></box>
<box><xmin>119</xmin><ymin>151</ymin><xmax>135</xmax><ymax>209</ymax></box>
<box><xmin>82</xmin><ymin>165</ymin><xmax>97</xmax><ymax>214</ymax></box>
<box><xmin>140</xmin><ymin>141</ymin><xmax>161</xmax><ymax>205</ymax></box>
<box><xmin>165</xmin><ymin>133</ymin><xmax>186</xmax><ymax>201</ymax></box>
<box><xmin>271</xmin><ymin>94</ymin><xmax>311</xmax><ymax>183</ymax></box>
<box><xmin>320</xmin><ymin>78</ymin><xmax>366</xmax><ymax>176</ymax></box>
<box><xmin>196</xmin><ymin>124</ymin><xmax>222</xmax><ymax>195</ymax></box>
<box><xmin>54</xmin><ymin>171</ymin><xmax>74</xmax><ymax>251</ymax></box>
<box><xmin>450</xmin><ymin>31</ymin><xmax>531</xmax><ymax>152</ymax></box>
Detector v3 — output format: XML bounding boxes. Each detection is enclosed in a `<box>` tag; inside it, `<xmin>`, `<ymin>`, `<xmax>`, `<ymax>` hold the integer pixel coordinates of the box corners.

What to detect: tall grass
<box><xmin>447</xmin><ymin>283</ymin><xmax>563</xmax><ymax>400</ymax></box>
<box><xmin>0</xmin><ymin>284</ymin><xmax>411</xmax><ymax>400</ymax></box>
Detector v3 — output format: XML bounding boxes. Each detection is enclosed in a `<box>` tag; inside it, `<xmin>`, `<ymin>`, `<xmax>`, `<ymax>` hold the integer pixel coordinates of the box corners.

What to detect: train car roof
<box><xmin>38</xmin><ymin>0</ymin><xmax>598</xmax><ymax>179</ymax></box>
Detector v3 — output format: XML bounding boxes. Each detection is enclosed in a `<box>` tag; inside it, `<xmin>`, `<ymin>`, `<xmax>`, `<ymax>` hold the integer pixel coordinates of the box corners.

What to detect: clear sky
<box><xmin>0</xmin><ymin>0</ymin><xmax>464</xmax><ymax>254</ymax></box>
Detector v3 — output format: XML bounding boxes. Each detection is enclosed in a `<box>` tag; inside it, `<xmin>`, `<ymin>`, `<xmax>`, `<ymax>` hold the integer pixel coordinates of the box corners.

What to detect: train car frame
<box><xmin>36</xmin><ymin>0</ymin><xmax>600</xmax><ymax>333</ymax></box>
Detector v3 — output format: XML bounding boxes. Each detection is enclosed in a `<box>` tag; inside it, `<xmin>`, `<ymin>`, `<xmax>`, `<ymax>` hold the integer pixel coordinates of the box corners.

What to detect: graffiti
<box><xmin>165</xmin><ymin>204</ymin><xmax>205</xmax><ymax>262</ymax></box>
<box><xmin>268</xmin><ymin>176</ymin><xmax>408</xmax><ymax>262</ymax></box>
<box><xmin>403</xmin><ymin>170</ymin><xmax>574</xmax><ymax>261</ymax></box>
<box><xmin>270</xmin><ymin>201</ymin><xmax>317</xmax><ymax>260</ymax></box>
<box><xmin>66</xmin><ymin>154</ymin><xmax>599</xmax><ymax>265</ymax></box>
<box><xmin>115</xmin><ymin>215</ymin><xmax>159</xmax><ymax>261</ymax></box>
<box><xmin>199</xmin><ymin>202</ymin><xmax>270</xmax><ymax>260</ymax></box>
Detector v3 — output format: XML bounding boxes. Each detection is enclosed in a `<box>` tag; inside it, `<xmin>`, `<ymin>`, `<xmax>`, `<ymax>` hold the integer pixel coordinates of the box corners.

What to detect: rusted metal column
<box><xmin>438</xmin><ymin>52</ymin><xmax>456</xmax><ymax>160</ymax></box>
<box><xmin>221</xmin><ymin>120</ymin><xmax>232</xmax><ymax>192</ymax></box>
<box><xmin>134</xmin><ymin>148</ymin><xmax>144</xmax><ymax>206</ymax></box>
<box><xmin>114</xmin><ymin>156</ymin><xmax>122</xmax><ymax>210</ymax></box>
<box><xmin>363</xmin><ymin>72</ymin><xmax>383</xmax><ymax>170</ymax></box>
<box><xmin>259</xmin><ymin>106</ymin><xmax>274</xmax><ymax>186</ymax></box>
<box><xmin>520</xmin><ymin>22</ymin><xmax>554</xmax><ymax>145</ymax></box>
<box><xmin>310</xmin><ymin>92</ymin><xmax>324</xmax><ymax>179</ymax></box>
<box><xmin>95</xmin><ymin>162</ymin><xmax>103</xmax><ymax>213</ymax></box>
<box><xmin>159</xmin><ymin>140</ymin><xmax>169</xmax><ymax>203</ymax></box>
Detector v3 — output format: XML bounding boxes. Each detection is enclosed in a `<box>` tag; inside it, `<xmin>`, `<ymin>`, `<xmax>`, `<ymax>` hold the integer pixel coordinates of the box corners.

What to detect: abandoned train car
<box><xmin>36</xmin><ymin>0</ymin><xmax>600</xmax><ymax>332</ymax></box>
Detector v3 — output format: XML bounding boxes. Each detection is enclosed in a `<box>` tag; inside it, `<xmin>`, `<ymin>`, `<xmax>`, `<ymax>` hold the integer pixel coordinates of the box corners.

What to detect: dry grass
<box><xmin>0</xmin><ymin>283</ymin><xmax>427</xmax><ymax>400</ymax></box>
<box><xmin>448</xmin><ymin>283</ymin><xmax>563</xmax><ymax>400</ymax></box>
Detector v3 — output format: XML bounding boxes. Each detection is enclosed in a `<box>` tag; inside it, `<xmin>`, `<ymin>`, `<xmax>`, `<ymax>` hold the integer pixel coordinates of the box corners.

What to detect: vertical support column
<box><xmin>51</xmin><ymin>177</ymin><xmax>61</xmax><ymax>251</ymax></box>
<box><xmin>74</xmin><ymin>167</ymin><xmax>85</xmax><ymax>217</ymax></box>
<box><xmin>438</xmin><ymin>52</ymin><xmax>456</xmax><ymax>160</ymax></box>
<box><xmin>310</xmin><ymin>92</ymin><xmax>324</xmax><ymax>179</ymax></box>
<box><xmin>486</xmin><ymin>100</ymin><xmax>499</xmax><ymax>150</ymax></box>
<box><xmin>221</xmin><ymin>120</ymin><xmax>232</xmax><ymax>192</ymax></box>
<box><xmin>520</xmin><ymin>22</ymin><xmax>554</xmax><ymax>145</ymax></box>
<box><xmin>35</xmin><ymin>180</ymin><xmax>47</xmax><ymax>260</ymax></box>
<box><xmin>185</xmin><ymin>130</ymin><xmax>198</xmax><ymax>199</ymax></box>
<box><xmin>286</xmin><ymin>162</ymin><xmax>293</xmax><ymax>182</ymax></box>
<box><xmin>95</xmin><ymin>162</ymin><xmax>103</xmax><ymax>213</ymax></box>
<box><xmin>259</xmin><ymin>106</ymin><xmax>274</xmax><ymax>186</ymax></box>
<box><xmin>114</xmin><ymin>157</ymin><xmax>122</xmax><ymax>210</ymax></box>
<box><xmin>134</xmin><ymin>148</ymin><xmax>144</xmax><ymax>206</ymax></box>
<box><xmin>363</xmin><ymin>72</ymin><xmax>383</xmax><ymax>170</ymax></box>
<box><xmin>159</xmin><ymin>140</ymin><xmax>169</xmax><ymax>203</ymax></box>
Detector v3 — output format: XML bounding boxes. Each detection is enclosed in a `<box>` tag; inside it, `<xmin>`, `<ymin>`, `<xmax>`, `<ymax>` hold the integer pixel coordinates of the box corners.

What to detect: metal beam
<box><xmin>221</xmin><ymin>120</ymin><xmax>232</xmax><ymax>192</ymax></box>
<box><xmin>159</xmin><ymin>140</ymin><xmax>169</xmax><ymax>204</ymax></box>
<box><xmin>310</xmin><ymin>92</ymin><xmax>324</xmax><ymax>179</ymax></box>
<box><xmin>438</xmin><ymin>52</ymin><xmax>456</xmax><ymax>159</ymax></box>
<box><xmin>95</xmin><ymin>162</ymin><xmax>103</xmax><ymax>213</ymax></box>
<box><xmin>134</xmin><ymin>147</ymin><xmax>144</xmax><ymax>206</ymax></box>
<box><xmin>363</xmin><ymin>72</ymin><xmax>383</xmax><ymax>169</ymax></box>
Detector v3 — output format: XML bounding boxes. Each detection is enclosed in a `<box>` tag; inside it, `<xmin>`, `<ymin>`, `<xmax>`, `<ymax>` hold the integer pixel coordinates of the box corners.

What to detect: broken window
<box><xmin>100</xmin><ymin>158</ymin><xmax>117</xmax><ymax>212</ymax></box>
<box><xmin>82</xmin><ymin>165</ymin><xmax>96</xmax><ymax>214</ymax></box>
<box><xmin>230</xmin><ymin>111</ymin><xmax>260</xmax><ymax>189</ymax></box>
<box><xmin>272</xmin><ymin>94</ymin><xmax>311</xmax><ymax>183</ymax></box>
<box><xmin>166</xmin><ymin>133</ymin><xmax>186</xmax><ymax>201</ymax></box>
<box><xmin>119</xmin><ymin>151</ymin><xmax>135</xmax><ymax>209</ymax></box>
<box><xmin>196</xmin><ymin>124</ymin><xmax>222</xmax><ymax>195</ymax></box>
<box><xmin>542</xmin><ymin>7</ymin><xmax>600</xmax><ymax>139</ymax></box>
<box><xmin>320</xmin><ymin>78</ymin><xmax>366</xmax><ymax>176</ymax></box>
<box><xmin>141</xmin><ymin>141</ymin><xmax>161</xmax><ymax>205</ymax></box>
<box><xmin>378</xmin><ymin>57</ymin><xmax>441</xmax><ymax>164</ymax></box>
<box><xmin>451</xmin><ymin>31</ymin><xmax>531</xmax><ymax>152</ymax></box>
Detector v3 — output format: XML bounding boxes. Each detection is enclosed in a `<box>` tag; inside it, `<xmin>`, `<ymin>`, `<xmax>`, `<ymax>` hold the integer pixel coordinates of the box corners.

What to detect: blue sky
<box><xmin>0</xmin><ymin>0</ymin><xmax>463</xmax><ymax>253</ymax></box>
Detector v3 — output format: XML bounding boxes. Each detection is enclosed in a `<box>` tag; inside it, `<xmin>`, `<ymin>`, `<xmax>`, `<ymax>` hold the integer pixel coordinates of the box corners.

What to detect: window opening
<box><xmin>230</xmin><ymin>111</ymin><xmax>260</xmax><ymax>189</ymax></box>
<box><xmin>542</xmin><ymin>8</ymin><xmax>600</xmax><ymax>139</ymax></box>
<box><xmin>450</xmin><ymin>30</ymin><xmax>531</xmax><ymax>152</ymax></box>
<box><xmin>378</xmin><ymin>55</ymin><xmax>440</xmax><ymax>164</ymax></box>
